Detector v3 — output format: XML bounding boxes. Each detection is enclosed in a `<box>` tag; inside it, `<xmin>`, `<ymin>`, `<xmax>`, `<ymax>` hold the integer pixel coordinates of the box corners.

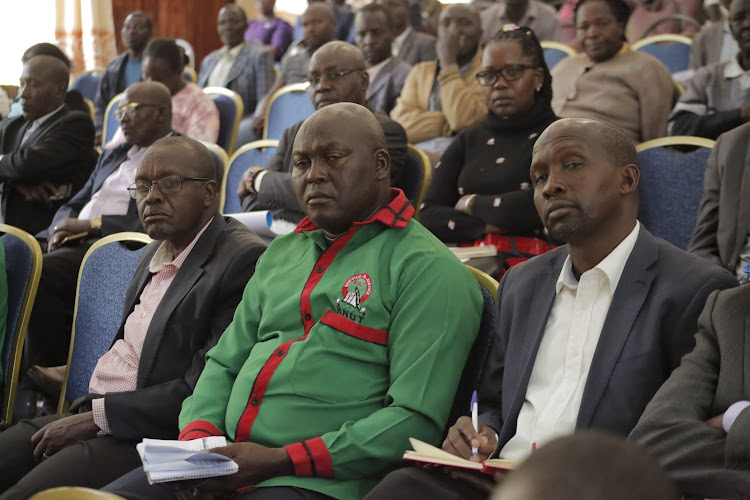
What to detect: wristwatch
<box><xmin>89</xmin><ymin>217</ymin><xmax>102</xmax><ymax>235</ymax></box>
<box><xmin>244</xmin><ymin>167</ymin><xmax>266</xmax><ymax>194</ymax></box>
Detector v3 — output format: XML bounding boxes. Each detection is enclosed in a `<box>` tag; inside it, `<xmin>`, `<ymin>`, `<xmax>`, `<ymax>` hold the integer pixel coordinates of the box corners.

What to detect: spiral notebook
<box><xmin>137</xmin><ymin>437</ymin><xmax>239</xmax><ymax>484</ymax></box>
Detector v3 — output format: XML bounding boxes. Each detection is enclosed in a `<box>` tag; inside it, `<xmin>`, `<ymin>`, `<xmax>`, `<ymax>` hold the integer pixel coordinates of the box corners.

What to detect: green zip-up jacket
<box><xmin>179</xmin><ymin>190</ymin><xmax>483</xmax><ymax>499</ymax></box>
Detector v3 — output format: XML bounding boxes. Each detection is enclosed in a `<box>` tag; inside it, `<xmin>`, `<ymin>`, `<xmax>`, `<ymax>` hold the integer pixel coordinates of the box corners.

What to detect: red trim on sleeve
<box><xmin>320</xmin><ymin>310</ymin><xmax>389</xmax><ymax>346</ymax></box>
<box><xmin>178</xmin><ymin>420</ymin><xmax>222</xmax><ymax>441</ymax></box>
<box><xmin>285</xmin><ymin>441</ymin><xmax>314</xmax><ymax>476</ymax></box>
<box><xmin>305</xmin><ymin>437</ymin><xmax>334</xmax><ymax>478</ymax></box>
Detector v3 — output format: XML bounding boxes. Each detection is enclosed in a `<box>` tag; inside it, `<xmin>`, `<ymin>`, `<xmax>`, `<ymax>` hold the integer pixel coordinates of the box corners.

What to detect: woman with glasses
<box><xmin>550</xmin><ymin>0</ymin><xmax>674</xmax><ymax>142</ymax></box>
<box><xmin>419</xmin><ymin>27</ymin><xmax>556</xmax><ymax>274</ymax></box>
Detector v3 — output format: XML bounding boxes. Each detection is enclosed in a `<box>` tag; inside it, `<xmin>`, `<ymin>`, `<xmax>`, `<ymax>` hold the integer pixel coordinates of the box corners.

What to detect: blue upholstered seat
<box><xmin>222</xmin><ymin>140</ymin><xmax>279</xmax><ymax>214</ymax></box>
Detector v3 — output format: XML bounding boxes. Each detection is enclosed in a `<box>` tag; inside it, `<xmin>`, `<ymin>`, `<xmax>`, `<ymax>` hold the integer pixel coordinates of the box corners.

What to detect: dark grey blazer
<box><xmin>689</xmin><ymin>122</ymin><xmax>750</xmax><ymax>275</ymax></box>
<box><xmin>397</xmin><ymin>30</ymin><xmax>437</xmax><ymax>66</ymax></box>
<box><xmin>82</xmin><ymin>216</ymin><xmax>266</xmax><ymax>441</ymax></box>
<box><xmin>631</xmin><ymin>286</ymin><xmax>750</xmax><ymax>500</ymax></box>
<box><xmin>479</xmin><ymin>227</ymin><xmax>737</xmax><ymax>452</ymax></box>
<box><xmin>198</xmin><ymin>41</ymin><xmax>276</xmax><ymax>116</ymax></box>
<box><xmin>367</xmin><ymin>57</ymin><xmax>412</xmax><ymax>116</ymax></box>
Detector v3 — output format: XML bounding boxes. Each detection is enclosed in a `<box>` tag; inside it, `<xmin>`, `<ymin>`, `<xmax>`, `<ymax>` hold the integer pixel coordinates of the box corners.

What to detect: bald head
<box><xmin>19</xmin><ymin>55</ymin><xmax>69</xmax><ymax>120</ymax></box>
<box><xmin>494</xmin><ymin>432</ymin><xmax>679</xmax><ymax>500</ymax></box>
<box><xmin>308</xmin><ymin>42</ymin><xmax>369</xmax><ymax>109</ymax></box>
<box><xmin>127</xmin><ymin>81</ymin><xmax>172</xmax><ymax>108</ymax></box>
<box><xmin>292</xmin><ymin>103</ymin><xmax>390</xmax><ymax>236</ymax></box>
<box><xmin>312</xmin><ymin>41</ymin><xmax>366</xmax><ymax>69</ymax></box>
<box><xmin>120</xmin><ymin>81</ymin><xmax>173</xmax><ymax>147</ymax></box>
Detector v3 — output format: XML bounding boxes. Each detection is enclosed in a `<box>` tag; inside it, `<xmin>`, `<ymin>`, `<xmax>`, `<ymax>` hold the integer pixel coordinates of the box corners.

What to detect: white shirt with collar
<box><xmin>500</xmin><ymin>221</ymin><xmax>641</xmax><ymax>460</ymax></box>
<box><xmin>207</xmin><ymin>43</ymin><xmax>244</xmax><ymax>88</ymax></box>
<box><xmin>366</xmin><ymin>57</ymin><xmax>392</xmax><ymax>82</ymax></box>
<box><xmin>392</xmin><ymin>26</ymin><xmax>412</xmax><ymax>58</ymax></box>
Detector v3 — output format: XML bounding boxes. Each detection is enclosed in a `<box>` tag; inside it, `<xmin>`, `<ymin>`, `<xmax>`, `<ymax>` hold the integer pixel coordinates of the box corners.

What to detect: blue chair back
<box><xmin>204</xmin><ymin>87</ymin><xmax>244</xmax><ymax>154</ymax></box>
<box><xmin>263</xmin><ymin>83</ymin><xmax>315</xmax><ymax>141</ymax></box>
<box><xmin>72</xmin><ymin>72</ymin><xmax>102</xmax><ymax>102</ymax></box>
<box><xmin>200</xmin><ymin>141</ymin><xmax>228</xmax><ymax>185</ymax></box>
<box><xmin>102</xmin><ymin>93</ymin><xmax>124</xmax><ymax>147</ymax></box>
<box><xmin>58</xmin><ymin>233</ymin><xmax>151</xmax><ymax>411</ymax></box>
<box><xmin>632</xmin><ymin>35</ymin><xmax>692</xmax><ymax>74</ymax></box>
<box><xmin>0</xmin><ymin>224</ymin><xmax>42</xmax><ymax>423</ymax></box>
<box><xmin>636</xmin><ymin>137</ymin><xmax>714</xmax><ymax>250</ymax></box>
<box><xmin>543</xmin><ymin>48</ymin><xmax>571</xmax><ymax>69</ymax></box>
<box><xmin>446</xmin><ymin>267</ymin><xmax>498</xmax><ymax>434</ymax></box>
<box><xmin>222</xmin><ymin>140</ymin><xmax>279</xmax><ymax>214</ymax></box>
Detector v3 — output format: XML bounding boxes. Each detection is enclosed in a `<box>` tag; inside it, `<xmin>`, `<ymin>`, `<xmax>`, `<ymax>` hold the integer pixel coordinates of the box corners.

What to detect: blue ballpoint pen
<box><xmin>471</xmin><ymin>390</ymin><xmax>479</xmax><ymax>457</ymax></box>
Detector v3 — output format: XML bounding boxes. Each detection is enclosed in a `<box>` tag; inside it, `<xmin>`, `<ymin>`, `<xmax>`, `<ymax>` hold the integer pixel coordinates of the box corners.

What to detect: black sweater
<box><xmin>420</xmin><ymin>100</ymin><xmax>557</xmax><ymax>243</ymax></box>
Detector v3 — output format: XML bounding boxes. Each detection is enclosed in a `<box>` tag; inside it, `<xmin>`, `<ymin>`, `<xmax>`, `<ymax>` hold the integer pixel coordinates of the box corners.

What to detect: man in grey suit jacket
<box><xmin>0</xmin><ymin>137</ymin><xmax>266</xmax><ymax>499</ymax></box>
<box><xmin>379</xmin><ymin>0</ymin><xmax>437</xmax><ymax>65</ymax></box>
<box><xmin>689</xmin><ymin>122</ymin><xmax>750</xmax><ymax>280</ymax></box>
<box><xmin>631</xmin><ymin>285</ymin><xmax>750</xmax><ymax>500</ymax></box>
<box><xmin>365</xmin><ymin>118</ymin><xmax>736</xmax><ymax>500</ymax></box>
<box><xmin>198</xmin><ymin>4</ymin><xmax>276</xmax><ymax>117</ymax></box>
<box><xmin>354</xmin><ymin>3</ymin><xmax>413</xmax><ymax>115</ymax></box>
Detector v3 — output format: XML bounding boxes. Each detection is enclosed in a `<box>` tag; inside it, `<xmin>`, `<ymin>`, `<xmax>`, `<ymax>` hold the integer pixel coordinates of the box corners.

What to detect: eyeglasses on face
<box><xmin>476</xmin><ymin>65</ymin><xmax>538</xmax><ymax>86</ymax></box>
<box><xmin>127</xmin><ymin>176</ymin><xmax>210</xmax><ymax>200</ymax></box>
<box><xmin>115</xmin><ymin>102</ymin><xmax>163</xmax><ymax>120</ymax></box>
<box><xmin>307</xmin><ymin>69</ymin><xmax>362</xmax><ymax>87</ymax></box>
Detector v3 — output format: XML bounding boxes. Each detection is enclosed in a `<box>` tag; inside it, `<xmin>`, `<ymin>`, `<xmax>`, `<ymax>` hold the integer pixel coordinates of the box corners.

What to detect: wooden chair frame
<box><xmin>631</xmin><ymin>33</ymin><xmax>693</xmax><ymax>51</ymax></box>
<box><xmin>466</xmin><ymin>265</ymin><xmax>500</xmax><ymax>296</ymax></box>
<box><xmin>636</xmin><ymin>135</ymin><xmax>715</xmax><ymax>152</ymax></box>
<box><xmin>101</xmin><ymin>92</ymin><xmax>124</xmax><ymax>148</ymax></box>
<box><xmin>407</xmin><ymin>144</ymin><xmax>432</xmax><ymax>220</ymax></box>
<box><xmin>0</xmin><ymin>224</ymin><xmax>42</xmax><ymax>423</ymax></box>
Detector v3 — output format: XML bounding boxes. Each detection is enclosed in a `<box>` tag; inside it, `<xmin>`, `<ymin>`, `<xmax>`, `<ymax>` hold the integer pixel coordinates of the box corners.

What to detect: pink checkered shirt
<box><xmin>89</xmin><ymin>218</ymin><xmax>213</xmax><ymax>435</ymax></box>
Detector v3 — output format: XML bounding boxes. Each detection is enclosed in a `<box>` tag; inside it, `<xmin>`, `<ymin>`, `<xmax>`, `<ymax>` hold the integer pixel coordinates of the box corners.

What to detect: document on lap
<box><xmin>403</xmin><ymin>438</ymin><xmax>518</xmax><ymax>473</ymax></box>
<box><xmin>137</xmin><ymin>437</ymin><xmax>238</xmax><ymax>484</ymax></box>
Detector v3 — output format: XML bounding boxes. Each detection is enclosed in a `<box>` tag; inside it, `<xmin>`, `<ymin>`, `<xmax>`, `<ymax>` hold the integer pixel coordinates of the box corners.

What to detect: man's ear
<box><xmin>620</xmin><ymin>163</ymin><xmax>639</xmax><ymax>195</ymax></box>
<box><xmin>360</xmin><ymin>70</ymin><xmax>370</xmax><ymax>94</ymax></box>
<box><xmin>204</xmin><ymin>179</ymin><xmax>218</xmax><ymax>207</ymax></box>
<box><xmin>374</xmin><ymin>148</ymin><xmax>390</xmax><ymax>181</ymax></box>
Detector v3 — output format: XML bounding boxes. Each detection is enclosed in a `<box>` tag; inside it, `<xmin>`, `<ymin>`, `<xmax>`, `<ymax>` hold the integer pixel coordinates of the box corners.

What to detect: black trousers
<box><xmin>0</xmin><ymin>413</ymin><xmax>141</xmax><ymax>500</ymax></box>
<box><xmin>363</xmin><ymin>467</ymin><xmax>489</xmax><ymax>500</ymax></box>
<box><xmin>103</xmin><ymin>467</ymin><xmax>335</xmax><ymax>500</ymax></box>
<box><xmin>25</xmin><ymin>242</ymin><xmax>93</xmax><ymax>368</ymax></box>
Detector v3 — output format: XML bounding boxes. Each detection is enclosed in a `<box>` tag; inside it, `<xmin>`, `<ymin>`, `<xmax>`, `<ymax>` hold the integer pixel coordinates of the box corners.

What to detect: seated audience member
<box><xmin>689</xmin><ymin>122</ymin><xmax>750</xmax><ymax>280</ymax></box>
<box><xmin>237</xmin><ymin>41</ymin><xmax>407</xmax><ymax>231</ymax></box>
<box><xmin>199</xmin><ymin>4</ymin><xmax>276</xmax><ymax>119</ymax></box>
<box><xmin>94</xmin><ymin>11</ymin><xmax>153</xmax><ymax>139</ymax></box>
<box><xmin>24</xmin><ymin>82</ymin><xmax>174</xmax><ymax>371</ymax></box>
<box><xmin>246</xmin><ymin>0</ymin><xmax>294</xmax><ymax>61</ymax></box>
<box><xmin>107</xmin><ymin>38</ymin><xmax>219</xmax><ymax>148</ymax></box>
<box><xmin>669</xmin><ymin>0</ymin><xmax>750</xmax><ymax>139</ymax></box>
<box><xmin>418</xmin><ymin>0</ymin><xmax>443</xmax><ymax>35</ymax></box>
<box><xmin>494</xmin><ymin>432</ymin><xmax>679</xmax><ymax>500</ymax></box>
<box><xmin>365</xmin><ymin>118</ymin><xmax>737</xmax><ymax>500</ymax></box>
<box><xmin>631</xmin><ymin>286</ymin><xmax>750</xmax><ymax>499</ymax></box>
<box><xmin>689</xmin><ymin>0</ymin><xmax>738</xmax><ymax>70</ymax></box>
<box><xmin>481</xmin><ymin>0</ymin><xmax>561</xmax><ymax>45</ymax></box>
<box><xmin>354</xmin><ymin>3</ymin><xmax>412</xmax><ymax>115</ymax></box>
<box><xmin>0</xmin><ymin>137</ymin><xmax>266</xmax><ymax>499</ymax></box>
<box><xmin>0</xmin><ymin>55</ymin><xmax>95</xmax><ymax>235</ymax></box>
<box><xmin>247</xmin><ymin>3</ymin><xmax>337</xmax><ymax>140</ymax></box>
<box><xmin>420</xmin><ymin>28</ymin><xmax>554</xmax><ymax>266</ymax></box>
<box><xmin>378</xmin><ymin>0</ymin><xmax>437</xmax><ymax>65</ymax></box>
<box><xmin>551</xmin><ymin>0</ymin><xmax>674</xmax><ymax>142</ymax></box>
<box><xmin>293</xmin><ymin>0</ymin><xmax>355</xmax><ymax>42</ymax></box>
<box><xmin>391</xmin><ymin>4</ymin><xmax>486</xmax><ymax>155</ymax></box>
<box><xmin>103</xmin><ymin>102</ymin><xmax>483</xmax><ymax>500</ymax></box>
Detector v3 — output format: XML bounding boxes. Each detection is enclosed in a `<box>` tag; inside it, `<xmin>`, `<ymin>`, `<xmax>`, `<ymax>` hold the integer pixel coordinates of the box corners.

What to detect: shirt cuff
<box><xmin>283</xmin><ymin>437</ymin><xmax>334</xmax><ymax>478</ymax></box>
<box><xmin>91</xmin><ymin>397</ymin><xmax>111</xmax><ymax>436</ymax></box>
<box><xmin>723</xmin><ymin>401</ymin><xmax>750</xmax><ymax>432</ymax></box>
<box><xmin>178</xmin><ymin>420</ymin><xmax>223</xmax><ymax>441</ymax></box>
<box><xmin>254</xmin><ymin>169</ymin><xmax>269</xmax><ymax>192</ymax></box>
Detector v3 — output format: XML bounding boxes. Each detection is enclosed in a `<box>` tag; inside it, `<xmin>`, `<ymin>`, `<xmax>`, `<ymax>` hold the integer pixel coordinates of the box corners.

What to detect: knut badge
<box><xmin>336</xmin><ymin>273</ymin><xmax>372</xmax><ymax>323</ymax></box>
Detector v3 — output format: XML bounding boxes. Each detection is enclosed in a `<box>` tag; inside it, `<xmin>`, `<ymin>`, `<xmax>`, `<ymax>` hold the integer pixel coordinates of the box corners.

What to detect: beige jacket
<box><xmin>390</xmin><ymin>49</ymin><xmax>486</xmax><ymax>144</ymax></box>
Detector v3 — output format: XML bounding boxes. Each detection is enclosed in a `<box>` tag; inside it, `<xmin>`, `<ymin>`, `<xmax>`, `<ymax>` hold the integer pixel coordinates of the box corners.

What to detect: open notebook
<box><xmin>403</xmin><ymin>438</ymin><xmax>518</xmax><ymax>473</ymax></box>
<box><xmin>137</xmin><ymin>437</ymin><xmax>239</xmax><ymax>484</ymax></box>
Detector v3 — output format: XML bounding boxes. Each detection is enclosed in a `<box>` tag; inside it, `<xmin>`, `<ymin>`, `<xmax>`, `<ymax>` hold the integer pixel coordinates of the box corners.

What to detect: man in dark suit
<box><xmin>379</xmin><ymin>0</ymin><xmax>437</xmax><ymax>65</ymax></box>
<box><xmin>354</xmin><ymin>3</ymin><xmax>412</xmax><ymax>115</ymax></box>
<box><xmin>689</xmin><ymin>121</ymin><xmax>750</xmax><ymax>281</ymax></box>
<box><xmin>24</xmin><ymin>82</ymin><xmax>174</xmax><ymax>371</ymax></box>
<box><xmin>0</xmin><ymin>136</ymin><xmax>266</xmax><ymax>499</ymax></box>
<box><xmin>365</xmin><ymin>118</ymin><xmax>737</xmax><ymax>500</ymax></box>
<box><xmin>0</xmin><ymin>55</ymin><xmax>95</xmax><ymax>236</ymax></box>
<box><xmin>237</xmin><ymin>41</ymin><xmax>407</xmax><ymax>229</ymax></box>
<box><xmin>94</xmin><ymin>11</ymin><xmax>153</xmax><ymax>139</ymax></box>
<box><xmin>631</xmin><ymin>285</ymin><xmax>750</xmax><ymax>499</ymax></box>
<box><xmin>198</xmin><ymin>4</ymin><xmax>276</xmax><ymax>118</ymax></box>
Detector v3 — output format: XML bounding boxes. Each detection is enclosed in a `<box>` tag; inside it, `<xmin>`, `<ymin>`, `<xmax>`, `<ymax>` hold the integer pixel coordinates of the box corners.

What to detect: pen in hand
<box><xmin>471</xmin><ymin>390</ymin><xmax>479</xmax><ymax>457</ymax></box>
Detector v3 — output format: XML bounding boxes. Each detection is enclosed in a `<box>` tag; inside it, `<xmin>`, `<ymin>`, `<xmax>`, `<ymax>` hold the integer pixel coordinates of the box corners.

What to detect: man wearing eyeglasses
<box><xmin>24</xmin><ymin>82</ymin><xmax>175</xmax><ymax>379</ymax></box>
<box><xmin>236</xmin><ymin>41</ymin><xmax>407</xmax><ymax>234</ymax></box>
<box><xmin>0</xmin><ymin>136</ymin><xmax>266</xmax><ymax>499</ymax></box>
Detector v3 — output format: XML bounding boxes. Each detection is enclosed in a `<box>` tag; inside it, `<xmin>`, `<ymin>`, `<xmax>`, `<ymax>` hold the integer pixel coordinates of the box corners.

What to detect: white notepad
<box><xmin>137</xmin><ymin>436</ymin><xmax>239</xmax><ymax>484</ymax></box>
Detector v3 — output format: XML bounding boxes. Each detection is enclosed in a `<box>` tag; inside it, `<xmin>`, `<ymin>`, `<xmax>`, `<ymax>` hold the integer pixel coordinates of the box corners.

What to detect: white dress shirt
<box><xmin>500</xmin><ymin>221</ymin><xmax>641</xmax><ymax>460</ymax></box>
<box><xmin>78</xmin><ymin>145</ymin><xmax>147</xmax><ymax>220</ymax></box>
<box><xmin>207</xmin><ymin>43</ymin><xmax>244</xmax><ymax>88</ymax></box>
<box><xmin>392</xmin><ymin>26</ymin><xmax>412</xmax><ymax>58</ymax></box>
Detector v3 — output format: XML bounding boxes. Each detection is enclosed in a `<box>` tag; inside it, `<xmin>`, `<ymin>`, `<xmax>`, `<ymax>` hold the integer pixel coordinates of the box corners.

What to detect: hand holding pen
<box><xmin>441</xmin><ymin>392</ymin><xmax>498</xmax><ymax>462</ymax></box>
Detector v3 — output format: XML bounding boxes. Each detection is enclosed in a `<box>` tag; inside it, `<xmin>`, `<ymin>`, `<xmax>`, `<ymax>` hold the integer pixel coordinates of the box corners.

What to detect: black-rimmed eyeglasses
<box><xmin>127</xmin><ymin>176</ymin><xmax>211</xmax><ymax>200</ymax></box>
<box><xmin>476</xmin><ymin>65</ymin><xmax>537</xmax><ymax>86</ymax></box>
<box><xmin>307</xmin><ymin>69</ymin><xmax>363</xmax><ymax>87</ymax></box>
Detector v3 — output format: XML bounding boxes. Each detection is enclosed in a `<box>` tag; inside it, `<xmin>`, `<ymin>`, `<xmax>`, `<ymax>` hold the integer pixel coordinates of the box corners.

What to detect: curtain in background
<box><xmin>55</xmin><ymin>0</ymin><xmax>118</xmax><ymax>78</ymax></box>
